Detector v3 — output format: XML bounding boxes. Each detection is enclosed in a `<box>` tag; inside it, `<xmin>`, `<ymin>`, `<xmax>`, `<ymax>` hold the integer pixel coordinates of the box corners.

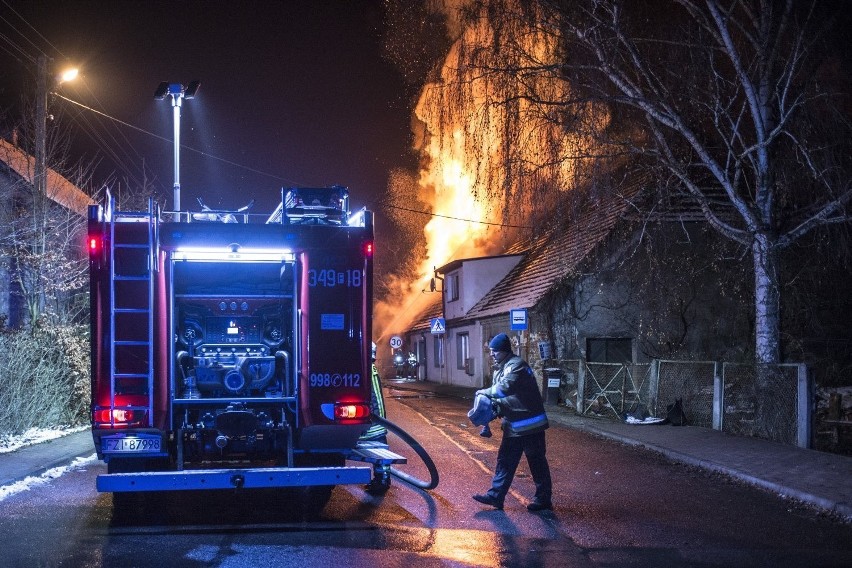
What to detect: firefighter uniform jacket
<box><xmin>478</xmin><ymin>355</ymin><xmax>549</xmax><ymax>437</ymax></box>
<box><xmin>361</xmin><ymin>364</ymin><xmax>387</xmax><ymax>441</ymax></box>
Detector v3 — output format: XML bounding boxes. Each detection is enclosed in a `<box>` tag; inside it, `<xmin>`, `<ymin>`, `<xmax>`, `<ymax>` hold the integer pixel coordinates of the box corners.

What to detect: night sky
<box><xmin>0</xmin><ymin>1</ymin><xmax>416</xmax><ymax>215</ymax></box>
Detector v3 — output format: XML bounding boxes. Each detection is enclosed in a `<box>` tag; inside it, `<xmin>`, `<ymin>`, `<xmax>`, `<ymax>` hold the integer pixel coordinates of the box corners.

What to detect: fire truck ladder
<box><xmin>108</xmin><ymin>197</ymin><xmax>157</xmax><ymax>427</ymax></box>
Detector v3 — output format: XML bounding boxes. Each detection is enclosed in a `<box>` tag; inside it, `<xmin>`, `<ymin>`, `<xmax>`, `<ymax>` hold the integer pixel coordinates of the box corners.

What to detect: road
<box><xmin>1</xmin><ymin>385</ymin><xmax>850</xmax><ymax>567</ymax></box>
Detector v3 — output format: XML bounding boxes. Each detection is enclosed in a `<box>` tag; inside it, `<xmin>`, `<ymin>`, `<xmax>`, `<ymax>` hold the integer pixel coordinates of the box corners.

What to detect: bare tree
<box><xmin>554</xmin><ymin>0</ymin><xmax>852</xmax><ymax>364</ymax></box>
<box><xmin>441</xmin><ymin>0</ymin><xmax>852</xmax><ymax>365</ymax></box>
<box><xmin>1</xmin><ymin>106</ymin><xmax>94</xmax><ymax>329</ymax></box>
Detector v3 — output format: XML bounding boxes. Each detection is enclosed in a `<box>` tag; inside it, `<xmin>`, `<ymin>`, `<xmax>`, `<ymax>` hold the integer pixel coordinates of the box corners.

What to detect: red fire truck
<box><xmin>88</xmin><ymin>186</ymin><xmax>403</xmax><ymax>496</ymax></box>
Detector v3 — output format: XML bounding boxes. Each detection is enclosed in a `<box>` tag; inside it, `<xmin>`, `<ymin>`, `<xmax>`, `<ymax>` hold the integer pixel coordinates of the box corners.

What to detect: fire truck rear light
<box><xmin>88</xmin><ymin>236</ymin><xmax>101</xmax><ymax>253</ymax></box>
<box><xmin>364</xmin><ymin>242</ymin><xmax>373</xmax><ymax>257</ymax></box>
<box><xmin>334</xmin><ymin>403</ymin><xmax>370</xmax><ymax>420</ymax></box>
<box><xmin>94</xmin><ymin>408</ymin><xmax>146</xmax><ymax>426</ymax></box>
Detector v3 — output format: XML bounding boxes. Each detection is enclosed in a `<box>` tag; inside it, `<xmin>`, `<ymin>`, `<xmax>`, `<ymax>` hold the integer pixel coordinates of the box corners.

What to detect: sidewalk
<box><xmin>0</xmin><ymin>428</ymin><xmax>95</xmax><ymax>489</ymax></box>
<box><xmin>388</xmin><ymin>378</ymin><xmax>852</xmax><ymax>522</ymax></box>
<box><xmin>2</xmin><ymin>381</ymin><xmax>850</xmax><ymax>523</ymax></box>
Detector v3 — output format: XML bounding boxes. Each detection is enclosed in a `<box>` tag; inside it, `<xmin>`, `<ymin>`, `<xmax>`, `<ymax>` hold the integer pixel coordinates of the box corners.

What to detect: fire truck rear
<box><xmin>88</xmin><ymin>186</ymin><xmax>401</xmax><ymax>496</ymax></box>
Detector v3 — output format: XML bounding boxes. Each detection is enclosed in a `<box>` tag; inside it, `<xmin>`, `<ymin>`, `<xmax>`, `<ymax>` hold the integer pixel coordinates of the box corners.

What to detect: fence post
<box><xmin>649</xmin><ymin>359</ymin><xmax>660</xmax><ymax>417</ymax></box>
<box><xmin>797</xmin><ymin>363</ymin><xmax>812</xmax><ymax>449</ymax></box>
<box><xmin>713</xmin><ymin>361</ymin><xmax>723</xmax><ymax>431</ymax></box>
<box><xmin>577</xmin><ymin>360</ymin><xmax>586</xmax><ymax>414</ymax></box>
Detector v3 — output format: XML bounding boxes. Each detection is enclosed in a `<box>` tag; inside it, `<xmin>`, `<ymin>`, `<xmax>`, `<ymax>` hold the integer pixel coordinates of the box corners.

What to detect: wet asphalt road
<box><xmin>1</xmin><ymin>387</ymin><xmax>851</xmax><ymax>567</ymax></box>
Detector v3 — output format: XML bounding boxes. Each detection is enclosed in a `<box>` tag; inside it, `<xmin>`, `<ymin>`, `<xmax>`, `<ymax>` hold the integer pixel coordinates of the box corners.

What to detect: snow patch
<box><xmin>0</xmin><ymin>453</ymin><xmax>97</xmax><ymax>502</ymax></box>
<box><xmin>0</xmin><ymin>425</ymin><xmax>88</xmax><ymax>454</ymax></box>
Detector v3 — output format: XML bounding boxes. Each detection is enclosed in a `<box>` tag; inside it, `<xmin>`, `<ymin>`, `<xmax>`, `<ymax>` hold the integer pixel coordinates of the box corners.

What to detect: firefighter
<box><xmin>362</xmin><ymin>341</ymin><xmax>391</xmax><ymax>494</ymax></box>
<box><xmin>472</xmin><ymin>333</ymin><xmax>553</xmax><ymax>512</ymax></box>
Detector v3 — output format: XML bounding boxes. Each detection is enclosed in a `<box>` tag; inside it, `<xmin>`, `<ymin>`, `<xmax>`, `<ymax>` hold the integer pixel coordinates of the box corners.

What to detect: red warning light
<box><xmin>88</xmin><ymin>236</ymin><xmax>101</xmax><ymax>254</ymax></box>
<box><xmin>334</xmin><ymin>403</ymin><xmax>370</xmax><ymax>420</ymax></box>
<box><xmin>364</xmin><ymin>241</ymin><xmax>374</xmax><ymax>257</ymax></box>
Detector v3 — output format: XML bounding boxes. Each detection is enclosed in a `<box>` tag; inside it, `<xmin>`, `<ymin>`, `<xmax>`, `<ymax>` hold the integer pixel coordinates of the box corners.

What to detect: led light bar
<box><xmin>172</xmin><ymin>247</ymin><xmax>295</xmax><ymax>262</ymax></box>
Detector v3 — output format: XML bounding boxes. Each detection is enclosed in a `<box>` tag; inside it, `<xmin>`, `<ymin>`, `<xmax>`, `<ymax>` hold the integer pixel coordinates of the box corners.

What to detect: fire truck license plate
<box><xmin>101</xmin><ymin>435</ymin><xmax>161</xmax><ymax>453</ymax></box>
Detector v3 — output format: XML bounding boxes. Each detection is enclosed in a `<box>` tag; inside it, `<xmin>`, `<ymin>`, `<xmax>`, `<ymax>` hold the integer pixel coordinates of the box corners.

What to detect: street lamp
<box><xmin>154</xmin><ymin>80</ymin><xmax>200</xmax><ymax>212</ymax></box>
<box><xmin>59</xmin><ymin>68</ymin><xmax>79</xmax><ymax>84</ymax></box>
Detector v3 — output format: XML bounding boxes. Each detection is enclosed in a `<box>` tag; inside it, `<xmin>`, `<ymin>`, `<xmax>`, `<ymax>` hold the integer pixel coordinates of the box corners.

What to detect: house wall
<box><xmin>443</xmin><ymin>256</ymin><xmax>521</xmax><ymax>320</ymax></box>
<box><xmin>406</xmin><ymin>323</ymin><xmax>489</xmax><ymax>387</ymax></box>
<box><xmin>0</xmin><ymin>169</ymin><xmax>19</xmax><ymax>326</ymax></box>
<box><xmin>401</xmin><ymin>221</ymin><xmax>852</xmax><ymax>392</ymax></box>
<box><xmin>545</xmin><ymin>221</ymin><xmax>753</xmax><ymax>364</ymax></box>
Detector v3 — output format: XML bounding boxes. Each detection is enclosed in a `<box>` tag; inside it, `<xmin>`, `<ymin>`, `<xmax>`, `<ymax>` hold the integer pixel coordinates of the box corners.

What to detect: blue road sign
<box><xmin>510</xmin><ymin>309</ymin><xmax>527</xmax><ymax>330</ymax></box>
<box><xmin>430</xmin><ymin>318</ymin><xmax>446</xmax><ymax>335</ymax></box>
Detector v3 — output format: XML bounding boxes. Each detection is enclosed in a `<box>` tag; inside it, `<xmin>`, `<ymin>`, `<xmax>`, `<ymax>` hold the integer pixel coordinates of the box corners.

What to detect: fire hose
<box><xmin>372</xmin><ymin>415</ymin><xmax>440</xmax><ymax>490</ymax></box>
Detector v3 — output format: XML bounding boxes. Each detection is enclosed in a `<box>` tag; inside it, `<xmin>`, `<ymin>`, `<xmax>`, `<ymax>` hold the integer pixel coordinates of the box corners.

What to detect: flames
<box><xmin>374</xmin><ymin>0</ymin><xmax>604</xmax><ymax>341</ymax></box>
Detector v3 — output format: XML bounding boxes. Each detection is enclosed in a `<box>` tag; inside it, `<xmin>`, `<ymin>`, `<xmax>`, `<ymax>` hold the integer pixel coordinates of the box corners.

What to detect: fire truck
<box><xmin>88</xmin><ymin>186</ymin><xmax>405</xmax><ymax>496</ymax></box>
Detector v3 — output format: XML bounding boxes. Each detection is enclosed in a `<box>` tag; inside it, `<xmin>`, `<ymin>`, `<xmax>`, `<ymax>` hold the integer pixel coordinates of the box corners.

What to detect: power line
<box><xmin>377</xmin><ymin>200</ymin><xmax>533</xmax><ymax>229</ymax></box>
<box><xmin>55</xmin><ymin>98</ymin><xmax>530</xmax><ymax>229</ymax></box>
<box><xmin>0</xmin><ymin>0</ymin><xmax>63</xmax><ymax>60</ymax></box>
<box><xmin>54</xmin><ymin>93</ymin><xmax>305</xmax><ymax>186</ymax></box>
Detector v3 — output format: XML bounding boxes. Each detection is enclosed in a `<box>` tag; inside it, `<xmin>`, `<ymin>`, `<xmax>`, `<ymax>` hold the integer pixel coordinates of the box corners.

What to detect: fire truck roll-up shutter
<box><xmin>297</xmin><ymin>230</ymin><xmax>373</xmax><ymax>449</ymax></box>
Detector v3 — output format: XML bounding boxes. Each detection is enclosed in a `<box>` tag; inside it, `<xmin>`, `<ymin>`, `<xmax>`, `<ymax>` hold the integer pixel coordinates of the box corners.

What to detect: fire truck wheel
<box><xmin>296</xmin><ymin>454</ymin><xmax>344</xmax><ymax>511</ymax></box>
<box><xmin>107</xmin><ymin>457</ymin><xmax>169</xmax><ymax>474</ymax></box>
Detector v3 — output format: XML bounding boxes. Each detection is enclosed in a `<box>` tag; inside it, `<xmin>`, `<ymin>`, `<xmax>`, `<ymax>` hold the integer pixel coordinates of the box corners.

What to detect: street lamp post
<box><xmin>34</xmin><ymin>55</ymin><xmax>79</xmax><ymax>202</ymax></box>
<box><xmin>35</xmin><ymin>55</ymin><xmax>48</xmax><ymax>201</ymax></box>
<box><xmin>22</xmin><ymin>54</ymin><xmax>78</xmax><ymax>327</ymax></box>
<box><xmin>154</xmin><ymin>80</ymin><xmax>200</xmax><ymax>212</ymax></box>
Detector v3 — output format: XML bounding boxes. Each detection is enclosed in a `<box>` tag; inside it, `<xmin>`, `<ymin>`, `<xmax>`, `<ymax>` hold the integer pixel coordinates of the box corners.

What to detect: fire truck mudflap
<box><xmin>88</xmin><ymin>187</ymin><xmax>405</xmax><ymax>495</ymax></box>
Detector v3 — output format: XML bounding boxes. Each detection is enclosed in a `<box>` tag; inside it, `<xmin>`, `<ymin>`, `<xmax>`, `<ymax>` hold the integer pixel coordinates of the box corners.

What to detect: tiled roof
<box><xmin>0</xmin><ymin>138</ymin><xmax>95</xmax><ymax>216</ymax></box>
<box><xmin>406</xmin><ymin>293</ymin><xmax>444</xmax><ymax>332</ymax></box>
<box><xmin>461</xmin><ymin>192</ymin><xmax>635</xmax><ymax>321</ymax></box>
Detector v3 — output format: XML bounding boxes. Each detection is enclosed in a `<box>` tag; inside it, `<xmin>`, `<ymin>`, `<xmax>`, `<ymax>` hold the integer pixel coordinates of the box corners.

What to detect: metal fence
<box><xmin>721</xmin><ymin>363</ymin><xmax>803</xmax><ymax>445</ymax></box>
<box><xmin>547</xmin><ymin>359</ymin><xmax>808</xmax><ymax>447</ymax></box>
<box><xmin>655</xmin><ymin>360</ymin><xmax>716</xmax><ymax>429</ymax></box>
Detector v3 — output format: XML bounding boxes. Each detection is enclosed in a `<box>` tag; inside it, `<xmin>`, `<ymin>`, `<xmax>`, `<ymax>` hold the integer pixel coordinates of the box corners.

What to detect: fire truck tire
<box><xmin>296</xmin><ymin>453</ymin><xmax>344</xmax><ymax>509</ymax></box>
<box><xmin>372</xmin><ymin>416</ymin><xmax>439</xmax><ymax>490</ymax></box>
<box><xmin>107</xmin><ymin>457</ymin><xmax>169</xmax><ymax>474</ymax></box>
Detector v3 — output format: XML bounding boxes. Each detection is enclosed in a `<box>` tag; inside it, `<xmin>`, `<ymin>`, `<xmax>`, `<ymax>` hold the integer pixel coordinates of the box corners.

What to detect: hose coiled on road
<box><xmin>372</xmin><ymin>415</ymin><xmax>439</xmax><ymax>490</ymax></box>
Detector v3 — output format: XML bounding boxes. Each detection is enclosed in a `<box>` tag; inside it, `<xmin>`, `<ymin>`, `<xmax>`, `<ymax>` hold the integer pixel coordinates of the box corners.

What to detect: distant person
<box><xmin>472</xmin><ymin>333</ymin><xmax>552</xmax><ymax>512</ymax></box>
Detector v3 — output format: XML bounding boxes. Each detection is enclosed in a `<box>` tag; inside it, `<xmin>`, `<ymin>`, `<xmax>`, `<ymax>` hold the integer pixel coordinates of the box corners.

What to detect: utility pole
<box><xmin>35</xmin><ymin>54</ymin><xmax>48</xmax><ymax>199</ymax></box>
<box><xmin>22</xmin><ymin>55</ymin><xmax>78</xmax><ymax>327</ymax></box>
<box><xmin>33</xmin><ymin>54</ymin><xmax>48</xmax><ymax>257</ymax></box>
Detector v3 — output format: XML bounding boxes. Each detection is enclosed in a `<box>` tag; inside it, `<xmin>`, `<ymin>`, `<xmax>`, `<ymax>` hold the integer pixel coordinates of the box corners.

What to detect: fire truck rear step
<box><xmin>348</xmin><ymin>441</ymin><xmax>407</xmax><ymax>466</ymax></box>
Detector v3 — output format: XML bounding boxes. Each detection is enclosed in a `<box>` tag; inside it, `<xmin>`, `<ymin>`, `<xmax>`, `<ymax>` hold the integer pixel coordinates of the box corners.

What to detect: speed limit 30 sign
<box><xmin>390</xmin><ymin>336</ymin><xmax>403</xmax><ymax>349</ymax></box>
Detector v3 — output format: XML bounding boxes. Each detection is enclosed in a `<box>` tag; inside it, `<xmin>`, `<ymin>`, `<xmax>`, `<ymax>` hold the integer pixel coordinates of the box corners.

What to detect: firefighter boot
<box><xmin>365</xmin><ymin>465</ymin><xmax>391</xmax><ymax>495</ymax></box>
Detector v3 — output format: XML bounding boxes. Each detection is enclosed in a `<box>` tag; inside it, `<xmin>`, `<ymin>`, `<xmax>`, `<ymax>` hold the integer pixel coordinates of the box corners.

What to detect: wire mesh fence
<box><xmin>655</xmin><ymin>360</ymin><xmax>716</xmax><ymax>428</ymax></box>
<box><xmin>549</xmin><ymin>358</ymin><xmax>806</xmax><ymax>446</ymax></box>
<box><xmin>722</xmin><ymin>363</ymin><xmax>801</xmax><ymax>445</ymax></box>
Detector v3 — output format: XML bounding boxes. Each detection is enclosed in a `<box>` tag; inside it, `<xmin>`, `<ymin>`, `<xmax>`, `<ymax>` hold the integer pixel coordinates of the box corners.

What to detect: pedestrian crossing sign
<box><xmin>430</xmin><ymin>318</ymin><xmax>446</xmax><ymax>335</ymax></box>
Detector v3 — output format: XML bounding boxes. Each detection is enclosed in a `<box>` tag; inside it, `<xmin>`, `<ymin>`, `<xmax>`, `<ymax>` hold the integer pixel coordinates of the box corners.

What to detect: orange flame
<box><xmin>375</xmin><ymin>1</ymin><xmax>604</xmax><ymax>342</ymax></box>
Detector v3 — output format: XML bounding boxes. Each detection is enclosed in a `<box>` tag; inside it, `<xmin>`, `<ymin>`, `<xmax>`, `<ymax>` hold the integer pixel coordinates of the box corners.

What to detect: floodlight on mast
<box><xmin>154</xmin><ymin>80</ymin><xmax>200</xmax><ymax>211</ymax></box>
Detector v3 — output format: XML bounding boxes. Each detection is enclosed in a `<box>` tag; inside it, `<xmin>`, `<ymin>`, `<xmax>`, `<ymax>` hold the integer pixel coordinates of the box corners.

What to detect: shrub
<box><xmin>0</xmin><ymin>325</ymin><xmax>90</xmax><ymax>436</ymax></box>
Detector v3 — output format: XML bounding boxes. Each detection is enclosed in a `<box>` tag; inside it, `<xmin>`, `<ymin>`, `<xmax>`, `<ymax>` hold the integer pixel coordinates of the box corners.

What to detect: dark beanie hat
<box><xmin>489</xmin><ymin>333</ymin><xmax>512</xmax><ymax>352</ymax></box>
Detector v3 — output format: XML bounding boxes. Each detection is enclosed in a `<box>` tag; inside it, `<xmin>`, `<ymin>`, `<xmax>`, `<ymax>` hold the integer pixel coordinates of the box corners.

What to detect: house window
<box><xmin>433</xmin><ymin>336</ymin><xmax>444</xmax><ymax>367</ymax></box>
<box><xmin>586</xmin><ymin>338</ymin><xmax>633</xmax><ymax>363</ymax></box>
<box><xmin>456</xmin><ymin>332</ymin><xmax>470</xmax><ymax>370</ymax></box>
<box><xmin>447</xmin><ymin>272</ymin><xmax>459</xmax><ymax>302</ymax></box>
